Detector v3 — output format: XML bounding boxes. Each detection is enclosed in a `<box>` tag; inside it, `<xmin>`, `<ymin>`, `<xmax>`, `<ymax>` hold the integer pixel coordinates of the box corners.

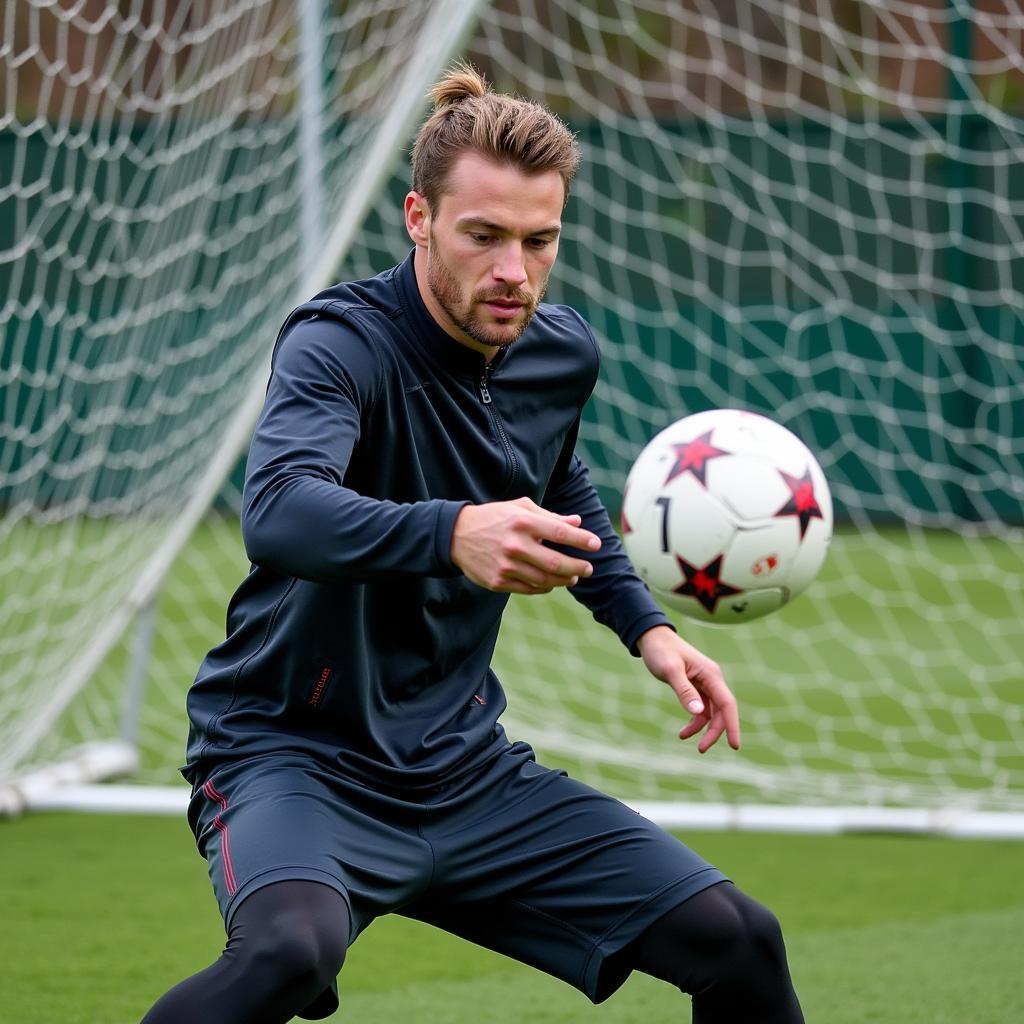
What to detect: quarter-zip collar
<box><xmin>394</xmin><ymin>250</ymin><xmax>510</xmax><ymax>379</ymax></box>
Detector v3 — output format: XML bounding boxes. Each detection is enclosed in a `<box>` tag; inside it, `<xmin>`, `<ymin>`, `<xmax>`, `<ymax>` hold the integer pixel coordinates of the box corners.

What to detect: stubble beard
<box><xmin>426</xmin><ymin>240</ymin><xmax>547</xmax><ymax>349</ymax></box>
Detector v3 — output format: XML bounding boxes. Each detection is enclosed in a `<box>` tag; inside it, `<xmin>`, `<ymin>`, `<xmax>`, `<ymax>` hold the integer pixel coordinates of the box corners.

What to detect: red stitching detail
<box><xmin>204</xmin><ymin>780</ymin><xmax>238</xmax><ymax>895</ymax></box>
<box><xmin>308</xmin><ymin>666</ymin><xmax>333</xmax><ymax>707</ymax></box>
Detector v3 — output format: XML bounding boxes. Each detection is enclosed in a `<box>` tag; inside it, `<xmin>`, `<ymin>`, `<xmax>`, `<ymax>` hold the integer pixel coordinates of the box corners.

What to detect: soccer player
<box><xmin>141</xmin><ymin>65</ymin><xmax>804</xmax><ymax>1024</ymax></box>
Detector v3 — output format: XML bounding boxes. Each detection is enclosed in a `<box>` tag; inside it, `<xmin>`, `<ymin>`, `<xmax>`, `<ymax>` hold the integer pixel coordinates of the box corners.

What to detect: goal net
<box><xmin>0</xmin><ymin>0</ymin><xmax>487</xmax><ymax>798</ymax></box>
<box><xmin>3</xmin><ymin>1</ymin><xmax>1022</xmax><ymax>831</ymax></box>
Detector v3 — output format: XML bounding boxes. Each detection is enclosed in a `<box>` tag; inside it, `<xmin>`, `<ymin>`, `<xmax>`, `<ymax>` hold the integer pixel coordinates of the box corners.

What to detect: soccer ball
<box><xmin>621</xmin><ymin>409</ymin><xmax>833</xmax><ymax>623</ymax></box>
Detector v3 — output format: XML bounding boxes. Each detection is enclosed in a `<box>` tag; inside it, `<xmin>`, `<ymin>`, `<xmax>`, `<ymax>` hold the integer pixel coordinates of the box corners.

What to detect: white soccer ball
<box><xmin>622</xmin><ymin>409</ymin><xmax>833</xmax><ymax>624</ymax></box>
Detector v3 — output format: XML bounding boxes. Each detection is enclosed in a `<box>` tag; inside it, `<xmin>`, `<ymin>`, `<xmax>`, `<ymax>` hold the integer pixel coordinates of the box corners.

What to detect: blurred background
<box><xmin>2</xmin><ymin>0</ymin><xmax>1022</xmax><ymax>818</ymax></box>
<box><xmin>3</xmin><ymin>4</ymin><xmax>1024</xmax><ymax>1023</ymax></box>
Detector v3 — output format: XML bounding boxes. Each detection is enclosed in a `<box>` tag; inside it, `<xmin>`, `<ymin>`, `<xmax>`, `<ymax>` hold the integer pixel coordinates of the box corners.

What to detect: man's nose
<box><xmin>493</xmin><ymin>242</ymin><xmax>528</xmax><ymax>285</ymax></box>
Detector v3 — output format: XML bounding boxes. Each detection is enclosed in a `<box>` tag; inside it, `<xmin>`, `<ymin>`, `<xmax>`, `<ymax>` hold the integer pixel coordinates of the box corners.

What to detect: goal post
<box><xmin>0</xmin><ymin>0</ymin><xmax>489</xmax><ymax>799</ymax></box>
<box><xmin>2</xmin><ymin>1</ymin><xmax>1023</xmax><ymax>834</ymax></box>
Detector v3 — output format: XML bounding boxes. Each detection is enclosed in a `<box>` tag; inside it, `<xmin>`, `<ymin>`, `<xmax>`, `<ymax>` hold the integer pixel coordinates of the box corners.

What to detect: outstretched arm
<box><xmin>542</xmin><ymin>424</ymin><xmax>740</xmax><ymax>753</ymax></box>
<box><xmin>636</xmin><ymin>625</ymin><xmax>741</xmax><ymax>753</ymax></box>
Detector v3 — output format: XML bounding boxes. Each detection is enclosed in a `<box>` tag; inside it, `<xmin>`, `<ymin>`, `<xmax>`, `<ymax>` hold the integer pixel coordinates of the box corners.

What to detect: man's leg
<box><xmin>404</xmin><ymin>745</ymin><xmax>804</xmax><ymax>1019</ymax></box>
<box><xmin>140</xmin><ymin>880</ymin><xmax>349</xmax><ymax>1024</ymax></box>
<box><xmin>157</xmin><ymin>754</ymin><xmax>434</xmax><ymax>1023</ymax></box>
<box><xmin>617</xmin><ymin>880</ymin><xmax>804</xmax><ymax>1023</ymax></box>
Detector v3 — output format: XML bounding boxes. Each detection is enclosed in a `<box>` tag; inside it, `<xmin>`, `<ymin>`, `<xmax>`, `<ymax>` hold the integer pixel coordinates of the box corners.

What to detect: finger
<box><xmin>503</xmin><ymin>561</ymin><xmax>562</xmax><ymax>590</ymax></box>
<box><xmin>514</xmin><ymin>498</ymin><xmax>583</xmax><ymax>528</ymax></box>
<box><xmin>667</xmin><ymin>675</ymin><xmax>705</xmax><ymax>718</ymax></box>
<box><xmin>531</xmin><ymin>515</ymin><xmax>602</xmax><ymax>553</ymax></box>
<box><xmin>503</xmin><ymin>554</ymin><xmax>584</xmax><ymax>591</ymax></box>
<box><xmin>533</xmin><ymin>551</ymin><xmax>594</xmax><ymax>580</ymax></box>
<box><xmin>697</xmin><ymin>717</ymin><xmax>726</xmax><ymax>754</ymax></box>
<box><xmin>678</xmin><ymin>713</ymin><xmax>708</xmax><ymax>741</ymax></box>
<box><xmin>695</xmin><ymin>707</ymin><xmax>741</xmax><ymax>753</ymax></box>
<box><xmin>722</xmin><ymin>705</ymin><xmax>742</xmax><ymax>750</ymax></box>
<box><xmin>519</xmin><ymin>583</ymin><xmax>555</xmax><ymax>596</ymax></box>
<box><xmin>512</xmin><ymin>537</ymin><xmax>594</xmax><ymax>581</ymax></box>
<box><xmin>527</xmin><ymin>503</ymin><xmax>580</xmax><ymax>526</ymax></box>
<box><xmin>502</xmin><ymin>578</ymin><xmax>555</xmax><ymax>595</ymax></box>
<box><xmin>667</xmin><ymin>672</ymin><xmax>717</xmax><ymax>746</ymax></box>
<box><xmin>688</xmin><ymin>668</ymin><xmax>740</xmax><ymax>751</ymax></box>
<box><xmin>700</xmin><ymin>687</ymin><xmax>741</xmax><ymax>750</ymax></box>
<box><xmin>505</xmin><ymin>567</ymin><xmax>583</xmax><ymax>591</ymax></box>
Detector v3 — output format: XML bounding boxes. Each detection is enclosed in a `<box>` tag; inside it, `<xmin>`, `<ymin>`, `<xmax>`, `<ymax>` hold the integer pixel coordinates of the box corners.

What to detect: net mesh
<box><xmin>0</xmin><ymin>0</ymin><xmax>474</xmax><ymax>775</ymax></box>
<box><xmin>3</xmin><ymin>0</ymin><xmax>1023</xmax><ymax>812</ymax></box>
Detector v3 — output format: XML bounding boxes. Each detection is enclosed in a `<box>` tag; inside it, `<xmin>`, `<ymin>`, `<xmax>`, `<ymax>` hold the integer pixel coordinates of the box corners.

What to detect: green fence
<box><xmin>3</xmin><ymin>119</ymin><xmax>1022</xmax><ymax>522</ymax></box>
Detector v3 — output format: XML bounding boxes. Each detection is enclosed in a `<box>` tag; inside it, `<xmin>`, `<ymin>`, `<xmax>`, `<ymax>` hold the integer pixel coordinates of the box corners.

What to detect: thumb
<box><xmin>660</xmin><ymin>663</ymin><xmax>704</xmax><ymax>716</ymax></box>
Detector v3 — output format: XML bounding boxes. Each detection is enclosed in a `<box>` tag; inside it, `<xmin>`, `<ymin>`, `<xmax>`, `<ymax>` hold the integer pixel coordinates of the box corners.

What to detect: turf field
<box><xmin>27</xmin><ymin>517</ymin><xmax>1017</xmax><ymax>806</ymax></box>
<box><xmin>4</xmin><ymin>520</ymin><xmax>1023</xmax><ymax>1021</ymax></box>
<box><xmin>4</xmin><ymin>811</ymin><xmax>1023</xmax><ymax>1023</ymax></box>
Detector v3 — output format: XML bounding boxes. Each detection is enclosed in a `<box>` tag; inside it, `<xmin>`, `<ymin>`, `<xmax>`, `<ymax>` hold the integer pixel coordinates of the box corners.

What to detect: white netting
<box><xmin>341</xmin><ymin>0</ymin><xmax>1024</xmax><ymax>812</ymax></box>
<box><xmin>0</xmin><ymin>0</ymin><xmax>484</xmax><ymax>779</ymax></box>
<box><xmin>2</xmin><ymin>2</ymin><xmax>1024</xmax><ymax>815</ymax></box>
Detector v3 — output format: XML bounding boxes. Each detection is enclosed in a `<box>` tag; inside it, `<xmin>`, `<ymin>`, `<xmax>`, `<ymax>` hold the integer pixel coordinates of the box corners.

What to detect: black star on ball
<box><xmin>774</xmin><ymin>467</ymin><xmax>823</xmax><ymax>540</ymax></box>
<box><xmin>672</xmin><ymin>553</ymin><xmax>743</xmax><ymax>615</ymax></box>
<box><xmin>664</xmin><ymin>431</ymin><xmax>730</xmax><ymax>487</ymax></box>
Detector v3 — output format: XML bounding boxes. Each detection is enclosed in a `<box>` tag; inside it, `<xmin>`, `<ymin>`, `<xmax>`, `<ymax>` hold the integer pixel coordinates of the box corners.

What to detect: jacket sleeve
<box><xmin>542</xmin><ymin>420</ymin><xmax>674</xmax><ymax>655</ymax></box>
<box><xmin>241</xmin><ymin>313</ymin><xmax>466</xmax><ymax>582</ymax></box>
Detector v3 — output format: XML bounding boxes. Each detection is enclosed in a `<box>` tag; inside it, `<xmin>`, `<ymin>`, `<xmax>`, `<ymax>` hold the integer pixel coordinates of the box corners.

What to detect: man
<box><xmin>142</xmin><ymin>65</ymin><xmax>804</xmax><ymax>1023</ymax></box>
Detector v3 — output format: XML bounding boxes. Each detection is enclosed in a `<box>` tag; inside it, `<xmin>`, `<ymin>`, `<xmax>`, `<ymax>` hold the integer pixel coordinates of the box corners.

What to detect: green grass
<box><xmin>4</xmin><ymin>519</ymin><xmax>1023</xmax><ymax>1019</ymax></box>
<box><xmin>3</xmin><ymin>812</ymin><xmax>1023</xmax><ymax>1023</ymax></box>
<box><xmin>493</xmin><ymin>526</ymin><xmax>1024</xmax><ymax>804</ymax></box>
<box><xmin>13</xmin><ymin>518</ymin><xmax>1023</xmax><ymax>801</ymax></box>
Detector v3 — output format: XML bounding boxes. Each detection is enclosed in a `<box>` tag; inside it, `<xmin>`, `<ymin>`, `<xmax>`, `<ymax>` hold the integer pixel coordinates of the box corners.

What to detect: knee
<box><xmin>252</xmin><ymin>908</ymin><xmax>348</xmax><ymax>992</ymax></box>
<box><xmin>634</xmin><ymin>883</ymin><xmax>789</xmax><ymax>993</ymax></box>
<box><xmin>697</xmin><ymin>887</ymin><xmax>787</xmax><ymax>975</ymax></box>
<box><xmin>733</xmin><ymin>894</ymin><xmax>787</xmax><ymax>972</ymax></box>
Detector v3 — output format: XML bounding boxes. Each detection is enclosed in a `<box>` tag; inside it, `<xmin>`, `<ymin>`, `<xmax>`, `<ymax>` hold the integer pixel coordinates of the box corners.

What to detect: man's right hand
<box><xmin>450</xmin><ymin>496</ymin><xmax>602</xmax><ymax>594</ymax></box>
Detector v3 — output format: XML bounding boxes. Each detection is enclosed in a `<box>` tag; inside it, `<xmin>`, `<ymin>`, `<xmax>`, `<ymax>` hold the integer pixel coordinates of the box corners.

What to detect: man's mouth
<box><xmin>484</xmin><ymin>299</ymin><xmax>524</xmax><ymax>317</ymax></box>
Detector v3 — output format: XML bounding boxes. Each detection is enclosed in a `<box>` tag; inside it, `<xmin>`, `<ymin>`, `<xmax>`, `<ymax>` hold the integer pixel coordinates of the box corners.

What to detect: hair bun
<box><xmin>429</xmin><ymin>62</ymin><xmax>488</xmax><ymax>110</ymax></box>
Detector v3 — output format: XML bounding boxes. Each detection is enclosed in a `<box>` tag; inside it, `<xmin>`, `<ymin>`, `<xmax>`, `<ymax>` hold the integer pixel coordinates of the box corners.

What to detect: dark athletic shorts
<box><xmin>188</xmin><ymin>741</ymin><xmax>726</xmax><ymax>1007</ymax></box>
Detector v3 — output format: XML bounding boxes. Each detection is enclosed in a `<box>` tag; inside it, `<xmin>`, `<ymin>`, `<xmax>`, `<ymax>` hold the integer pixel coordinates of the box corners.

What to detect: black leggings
<box><xmin>141</xmin><ymin>879</ymin><xmax>801</xmax><ymax>1023</ymax></box>
<box><xmin>616</xmin><ymin>880</ymin><xmax>805</xmax><ymax>1023</ymax></box>
<box><xmin>140</xmin><ymin>881</ymin><xmax>349</xmax><ymax>1024</ymax></box>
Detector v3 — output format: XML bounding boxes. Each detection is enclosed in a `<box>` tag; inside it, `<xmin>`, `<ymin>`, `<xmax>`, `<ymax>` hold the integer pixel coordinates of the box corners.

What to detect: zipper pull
<box><xmin>478</xmin><ymin>373</ymin><xmax>492</xmax><ymax>404</ymax></box>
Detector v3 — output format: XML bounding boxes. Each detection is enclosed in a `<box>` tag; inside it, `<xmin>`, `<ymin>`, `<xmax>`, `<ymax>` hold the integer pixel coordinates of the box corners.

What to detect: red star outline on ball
<box><xmin>775</xmin><ymin>467</ymin><xmax>824</xmax><ymax>540</ymax></box>
<box><xmin>663</xmin><ymin>431</ymin><xmax>730</xmax><ymax>487</ymax></box>
<box><xmin>672</xmin><ymin>553</ymin><xmax>743</xmax><ymax>615</ymax></box>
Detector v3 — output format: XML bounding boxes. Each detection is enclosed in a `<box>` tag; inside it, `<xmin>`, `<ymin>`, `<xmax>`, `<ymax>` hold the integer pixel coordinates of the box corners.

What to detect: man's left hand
<box><xmin>636</xmin><ymin>625</ymin><xmax>741</xmax><ymax>753</ymax></box>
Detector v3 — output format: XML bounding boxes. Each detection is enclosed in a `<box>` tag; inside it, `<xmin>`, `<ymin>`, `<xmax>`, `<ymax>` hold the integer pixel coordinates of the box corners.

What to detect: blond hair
<box><xmin>411</xmin><ymin>63</ymin><xmax>580</xmax><ymax>208</ymax></box>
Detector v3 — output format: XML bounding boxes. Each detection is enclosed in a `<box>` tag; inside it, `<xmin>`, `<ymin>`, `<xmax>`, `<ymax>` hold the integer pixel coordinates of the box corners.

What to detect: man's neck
<box><xmin>412</xmin><ymin>246</ymin><xmax>500</xmax><ymax>363</ymax></box>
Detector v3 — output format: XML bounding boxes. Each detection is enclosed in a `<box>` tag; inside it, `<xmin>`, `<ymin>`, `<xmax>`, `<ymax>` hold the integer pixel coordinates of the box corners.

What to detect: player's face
<box><xmin>405</xmin><ymin>151</ymin><xmax>564</xmax><ymax>354</ymax></box>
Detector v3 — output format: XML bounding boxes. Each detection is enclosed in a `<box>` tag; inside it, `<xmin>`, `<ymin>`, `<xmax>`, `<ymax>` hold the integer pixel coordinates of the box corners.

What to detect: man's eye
<box><xmin>527</xmin><ymin>238</ymin><xmax>553</xmax><ymax>249</ymax></box>
<box><xmin>472</xmin><ymin>234</ymin><xmax>494</xmax><ymax>244</ymax></box>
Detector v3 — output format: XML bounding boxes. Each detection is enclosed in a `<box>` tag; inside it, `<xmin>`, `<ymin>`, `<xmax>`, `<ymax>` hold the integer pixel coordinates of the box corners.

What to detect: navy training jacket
<box><xmin>183</xmin><ymin>252</ymin><xmax>672</xmax><ymax>790</ymax></box>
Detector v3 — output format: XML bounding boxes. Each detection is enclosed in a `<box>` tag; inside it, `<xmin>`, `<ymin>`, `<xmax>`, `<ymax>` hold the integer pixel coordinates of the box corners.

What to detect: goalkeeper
<box><xmin>142</xmin><ymin>64</ymin><xmax>804</xmax><ymax>1024</ymax></box>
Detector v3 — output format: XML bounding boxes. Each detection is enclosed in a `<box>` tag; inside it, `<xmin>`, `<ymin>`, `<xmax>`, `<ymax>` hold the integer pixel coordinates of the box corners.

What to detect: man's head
<box><xmin>411</xmin><ymin>63</ymin><xmax>580</xmax><ymax>213</ymax></box>
<box><xmin>405</xmin><ymin>64</ymin><xmax>580</xmax><ymax>355</ymax></box>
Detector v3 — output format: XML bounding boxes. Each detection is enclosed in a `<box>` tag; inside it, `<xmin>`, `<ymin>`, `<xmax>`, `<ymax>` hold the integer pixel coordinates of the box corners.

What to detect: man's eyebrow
<box><xmin>456</xmin><ymin>217</ymin><xmax>561</xmax><ymax>238</ymax></box>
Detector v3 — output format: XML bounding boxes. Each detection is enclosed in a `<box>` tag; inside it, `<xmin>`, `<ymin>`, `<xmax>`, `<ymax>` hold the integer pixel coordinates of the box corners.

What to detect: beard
<box><xmin>426</xmin><ymin>237</ymin><xmax>547</xmax><ymax>348</ymax></box>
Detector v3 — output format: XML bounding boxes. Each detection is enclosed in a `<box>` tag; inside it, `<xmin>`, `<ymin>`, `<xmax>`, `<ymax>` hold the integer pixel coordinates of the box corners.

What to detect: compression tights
<box><xmin>140</xmin><ymin>880</ymin><xmax>348</xmax><ymax>1024</ymax></box>
<box><xmin>140</xmin><ymin>879</ymin><xmax>802</xmax><ymax>1024</ymax></box>
<box><xmin>617</xmin><ymin>880</ymin><xmax>805</xmax><ymax>1023</ymax></box>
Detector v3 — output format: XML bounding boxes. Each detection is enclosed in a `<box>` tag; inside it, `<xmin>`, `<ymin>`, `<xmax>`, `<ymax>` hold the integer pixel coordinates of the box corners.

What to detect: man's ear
<box><xmin>405</xmin><ymin>191</ymin><xmax>430</xmax><ymax>245</ymax></box>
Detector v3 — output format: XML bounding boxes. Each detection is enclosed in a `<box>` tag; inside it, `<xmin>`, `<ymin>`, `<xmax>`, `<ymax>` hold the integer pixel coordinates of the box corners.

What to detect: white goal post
<box><xmin>0</xmin><ymin>0</ymin><xmax>489</xmax><ymax>801</ymax></box>
<box><xmin>2</xmin><ymin>0</ymin><xmax>1023</xmax><ymax>835</ymax></box>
